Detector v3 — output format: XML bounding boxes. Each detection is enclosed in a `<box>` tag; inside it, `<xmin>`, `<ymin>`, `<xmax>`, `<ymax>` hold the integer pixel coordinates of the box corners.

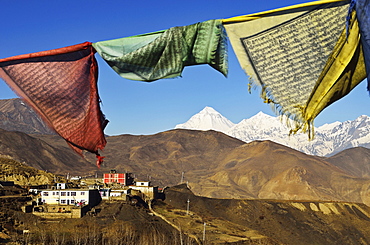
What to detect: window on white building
<box><xmin>43</xmin><ymin>192</ymin><xmax>49</xmax><ymax>196</ymax></box>
<box><xmin>81</xmin><ymin>192</ymin><xmax>85</xmax><ymax>195</ymax></box>
<box><xmin>71</xmin><ymin>192</ymin><xmax>76</xmax><ymax>196</ymax></box>
<box><xmin>60</xmin><ymin>200</ymin><xmax>66</xmax><ymax>204</ymax></box>
<box><xmin>61</xmin><ymin>192</ymin><xmax>66</xmax><ymax>196</ymax></box>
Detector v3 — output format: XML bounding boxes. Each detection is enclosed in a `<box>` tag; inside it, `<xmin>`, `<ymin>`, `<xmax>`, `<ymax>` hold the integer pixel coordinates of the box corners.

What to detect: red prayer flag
<box><xmin>0</xmin><ymin>42</ymin><xmax>108</xmax><ymax>156</ymax></box>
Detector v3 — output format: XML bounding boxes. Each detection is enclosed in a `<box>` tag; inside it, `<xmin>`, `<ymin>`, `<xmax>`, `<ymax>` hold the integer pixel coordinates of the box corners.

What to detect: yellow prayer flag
<box><xmin>223</xmin><ymin>0</ymin><xmax>366</xmax><ymax>138</ymax></box>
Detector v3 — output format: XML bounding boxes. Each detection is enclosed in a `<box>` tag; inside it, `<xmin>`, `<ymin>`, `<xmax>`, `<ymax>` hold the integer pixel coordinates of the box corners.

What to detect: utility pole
<box><xmin>203</xmin><ymin>222</ymin><xmax>206</xmax><ymax>244</ymax></box>
<box><xmin>181</xmin><ymin>171</ymin><xmax>184</xmax><ymax>183</ymax></box>
<box><xmin>179</xmin><ymin>224</ymin><xmax>183</xmax><ymax>245</ymax></box>
<box><xmin>186</xmin><ymin>199</ymin><xmax>190</xmax><ymax>215</ymax></box>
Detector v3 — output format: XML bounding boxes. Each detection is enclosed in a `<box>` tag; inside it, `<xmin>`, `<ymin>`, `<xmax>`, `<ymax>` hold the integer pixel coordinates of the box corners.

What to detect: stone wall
<box><xmin>29</xmin><ymin>204</ymin><xmax>89</xmax><ymax>218</ymax></box>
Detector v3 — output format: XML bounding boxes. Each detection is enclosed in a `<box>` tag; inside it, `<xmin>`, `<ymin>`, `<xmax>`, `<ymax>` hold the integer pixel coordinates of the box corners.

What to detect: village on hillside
<box><xmin>2</xmin><ymin>169</ymin><xmax>165</xmax><ymax>219</ymax></box>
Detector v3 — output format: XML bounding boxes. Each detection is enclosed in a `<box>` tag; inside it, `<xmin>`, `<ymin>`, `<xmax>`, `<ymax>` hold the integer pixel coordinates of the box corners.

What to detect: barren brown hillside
<box><xmin>97</xmin><ymin>129</ymin><xmax>246</xmax><ymax>183</ymax></box>
<box><xmin>4</xmin><ymin>128</ymin><xmax>370</xmax><ymax>206</ymax></box>
<box><xmin>2</xmin><ymin>133</ymin><xmax>370</xmax><ymax>244</ymax></box>
<box><xmin>326</xmin><ymin>147</ymin><xmax>370</xmax><ymax>178</ymax></box>
<box><xmin>188</xmin><ymin>140</ymin><xmax>370</xmax><ymax>205</ymax></box>
<box><xmin>92</xmin><ymin>130</ymin><xmax>370</xmax><ymax>206</ymax></box>
<box><xmin>156</xmin><ymin>184</ymin><xmax>370</xmax><ymax>245</ymax></box>
<box><xmin>0</xmin><ymin>129</ymin><xmax>96</xmax><ymax>175</ymax></box>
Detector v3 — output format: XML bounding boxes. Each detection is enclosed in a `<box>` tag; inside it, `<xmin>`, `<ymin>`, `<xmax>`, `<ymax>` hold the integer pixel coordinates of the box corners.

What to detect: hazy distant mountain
<box><xmin>0</xmin><ymin>98</ymin><xmax>54</xmax><ymax>134</ymax></box>
<box><xmin>176</xmin><ymin>107</ymin><xmax>370</xmax><ymax>156</ymax></box>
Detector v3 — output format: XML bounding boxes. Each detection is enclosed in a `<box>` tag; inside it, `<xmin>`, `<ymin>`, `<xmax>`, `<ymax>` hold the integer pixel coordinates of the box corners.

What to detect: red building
<box><xmin>103</xmin><ymin>170</ymin><xmax>134</xmax><ymax>186</ymax></box>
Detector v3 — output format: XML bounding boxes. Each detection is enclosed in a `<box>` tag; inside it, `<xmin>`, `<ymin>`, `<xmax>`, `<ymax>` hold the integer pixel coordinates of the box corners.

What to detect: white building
<box><xmin>56</xmin><ymin>183</ymin><xmax>68</xmax><ymax>189</ymax></box>
<box><xmin>135</xmin><ymin>181</ymin><xmax>151</xmax><ymax>187</ymax></box>
<box><xmin>110</xmin><ymin>189</ymin><xmax>131</xmax><ymax>197</ymax></box>
<box><xmin>39</xmin><ymin>189</ymin><xmax>101</xmax><ymax>207</ymax></box>
<box><xmin>130</xmin><ymin>181</ymin><xmax>158</xmax><ymax>200</ymax></box>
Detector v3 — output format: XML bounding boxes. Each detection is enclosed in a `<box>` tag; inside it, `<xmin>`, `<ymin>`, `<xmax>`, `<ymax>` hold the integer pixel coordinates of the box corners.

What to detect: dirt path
<box><xmin>148</xmin><ymin>200</ymin><xmax>201</xmax><ymax>245</ymax></box>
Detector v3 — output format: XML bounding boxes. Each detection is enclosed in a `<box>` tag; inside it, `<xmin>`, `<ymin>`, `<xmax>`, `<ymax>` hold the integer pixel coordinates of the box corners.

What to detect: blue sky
<box><xmin>1</xmin><ymin>0</ymin><xmax>368</xmax><ymax>136</ymax></box>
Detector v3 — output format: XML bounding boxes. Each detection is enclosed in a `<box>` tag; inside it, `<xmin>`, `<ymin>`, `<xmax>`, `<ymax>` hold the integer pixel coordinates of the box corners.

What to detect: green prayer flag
<box><xmin>93</xmin><ymin>19</ymin><xmax>228</xmax><ymax>82</ymax></box>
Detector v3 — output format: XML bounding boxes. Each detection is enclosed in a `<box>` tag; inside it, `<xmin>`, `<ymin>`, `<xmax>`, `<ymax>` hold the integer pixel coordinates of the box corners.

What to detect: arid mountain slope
<box><xmin>0</xmin><ymin>157</ymin><xmax>57</xmax><ymax>186</ymax></box>
<box><xmin>0</xmin><ymin>98</ymin><xmax>54</xmax><ymax>135</ymax></box>
<box><xmin>189</xmin><ymin>140</ymin><xmax>370</xmax><ymax>203</ymax></box>
<box><xmin>97</xmin><ymin>130</ymin><xmax>370</xmax><ymax>205</ymax></box>
<box><xmin>3</xmin><ymin>128</ymin><xmax>370</xmax><ymax>206</ymax></box>
<box><xmin>0</xmin><ymin>129</ymin><xmax>96</xmax><ymax>175</ymax></box>
<box><xmin>326</xmin><ymin>147</ymin><xmax>370</xmax><ymax>178</ymax></box>
<box><xmin>96</xmin><ymin>129</ymin><xmax>246</xmax><ymax>183</ymax></box>
<box><xmin>157</xmin><ymin>184</ymin><xmax>370</xmax><ymax>245</ymax></box>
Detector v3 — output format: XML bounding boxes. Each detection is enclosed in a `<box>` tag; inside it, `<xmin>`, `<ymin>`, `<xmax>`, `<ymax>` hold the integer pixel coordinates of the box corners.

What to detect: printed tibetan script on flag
<box><xmin>0</xmin><ymin>42</ymin><xmax>108</xmax><ymax>155</ymax></box>
<box><xmin>240</xmin><ymin>3</ymin><xmax>348</xmax><ymax>117</ymax></box>
<box><xmin>224</xmin><ymin>1</ymin><xmax>366</xmax><ymax>136</ymax></box>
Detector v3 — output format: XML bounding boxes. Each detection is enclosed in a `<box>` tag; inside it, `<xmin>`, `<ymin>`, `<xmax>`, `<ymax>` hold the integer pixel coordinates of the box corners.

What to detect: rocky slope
<box><xmin>0</xmin><ymin>98</ymin><xmax>54</xmax><ymax>135</ymax></box>
<box><xmin>0</xmin><ymin>157</ymin><xmax>56</xmax><ymax>186</ymax></box>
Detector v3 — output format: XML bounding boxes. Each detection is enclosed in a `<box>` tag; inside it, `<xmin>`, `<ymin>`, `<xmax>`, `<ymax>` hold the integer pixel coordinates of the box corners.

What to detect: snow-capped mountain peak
<box><xmin>174</xmin><ymin>107</ymin><xmax>370</xmax><ymax>156</ymax></box>
<box><xmin>199</xmin><ymin>106</ymin><xmax>219</xmax><ymax>114</ymax></box>
<box><xmin>317</xmin><ymin>121</ymin><xmax>341</xmax><ymax>132</ymax></box>
<box><xmin>237</xmin><ymin>111</ymin><xmax>281</xmax><ymax>128</ymax></box>
<box><xmin>252</xmin><ymin>111</ymin><xmax>273</xmax><ymax>119</ymax></box>
<box><xmin>175</xmin><ymin>106</ymin><xmax>235</xmax><ymax>133</ymax></box>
